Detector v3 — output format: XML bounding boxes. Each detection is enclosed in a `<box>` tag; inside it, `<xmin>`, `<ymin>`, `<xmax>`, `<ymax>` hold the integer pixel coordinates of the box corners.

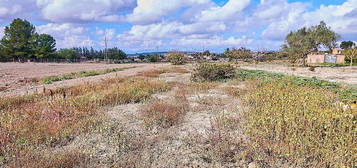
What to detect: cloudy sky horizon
<box><xmin>0</xmin><ymin>0</ymin><xmax>356</xmax><ymax>53</ymax></box>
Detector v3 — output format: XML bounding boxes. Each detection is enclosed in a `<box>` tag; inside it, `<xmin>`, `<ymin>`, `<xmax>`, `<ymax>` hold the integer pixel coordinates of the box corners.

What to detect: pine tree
<box><xmin>1</xmin><ymin>18</ymin><xmax>36</xmax><ymax>61</ymax></box>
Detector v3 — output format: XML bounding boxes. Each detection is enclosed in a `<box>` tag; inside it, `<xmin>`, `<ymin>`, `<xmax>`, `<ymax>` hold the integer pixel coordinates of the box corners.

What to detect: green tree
<box><xmin>107</xmin><ymin>47</ymin><xmax>127</xmax><ymax>60</ymax></box>
<box><xmin>203</xmin><ymin>50</ymin><xmax>210</xmax><ymax>56</ymax></box>
<box><xmin>0</xmin><ymin>18</ymin><xmax>36</xmax><ymax>61</ymax></box>
<box><xmin>0</xmin><ymin>44</ymin><xmax>6</xmax><ymax>61</ymax></box>
<box><xmin>344</xmin><ymin>48</ymin><xmax>357</xmax><ymax>67</ymax></box>
<box><xmin>56</xmin><ymin>49</ymin><xmax>77</xmax><ymax>60</ymax></box>
<box><xmin>340</xmin><ymin>41</ymin><xmax>356</xmax><ymax>50</ymax></box>
<box><xmin>32</xmin><ymin>34</ymin><xmax>56</xmax><ymax>59</ymax></box>
<box><xmin>282</xmin><ymin>21</ymin><xmax>340</xmax><ymax>66</ymax></box>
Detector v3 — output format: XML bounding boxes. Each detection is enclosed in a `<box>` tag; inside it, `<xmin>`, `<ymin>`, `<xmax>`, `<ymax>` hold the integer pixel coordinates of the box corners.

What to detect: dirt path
<box><xmin>0</xmin><ymin>63</ymin><xmax>169</xmax><ymax>97</ymax></box>
<box><xmin>240</xmin><ymin>64</ymin><xmax>357</xmax><ymax>85</ymax></box>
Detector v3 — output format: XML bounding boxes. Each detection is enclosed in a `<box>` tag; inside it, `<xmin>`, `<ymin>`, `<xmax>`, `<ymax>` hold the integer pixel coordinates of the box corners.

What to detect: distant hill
<box><xmin>127</xmin><ymin>52</ymin><xmax>168</xmax><ymax>57</ymax></box>
<box><xmin>127</xmin><ymin>51</ymin><xmax>196</xmax><ymax>57</ymax></box>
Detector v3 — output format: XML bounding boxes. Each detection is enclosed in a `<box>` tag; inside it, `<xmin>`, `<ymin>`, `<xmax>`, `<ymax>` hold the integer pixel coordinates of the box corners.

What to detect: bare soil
<box><xmin>58</xmin><ymin>71</ymin><xmax>248</xmax><ymax>167</ymax></box>
<box><xmin>240</xmin><ymin>63</ymin><xmax>357</xmax><ymax>85</ymax></box>
<box><xmin>0</xmin><ymin>62</ymin><xmax>169</xmax><ymax>97</ymax></box>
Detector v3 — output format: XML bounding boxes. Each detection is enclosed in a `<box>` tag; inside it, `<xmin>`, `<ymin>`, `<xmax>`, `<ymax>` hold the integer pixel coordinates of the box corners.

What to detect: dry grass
<box><xmin>204</xmin><ymin>115</ymin><xmax>246</xmax><ymax>163</ymax></box>
<box><xmin>141</xmin><ymin>86</ymin><xmax>189</xmax><ymax>129</ymax></box>
<box><xmin>137</xmin><ymin>67</ymin><xmax>189</xmax><ymax>78</ymax></box>
<box><xmin>8</xmin><ymin>149</ymin><xmax>89</xmax><ymax>168</ymax></box>
<box><xmin>221</xmin><ymin>86</ymin><xmax>248</xmax><ymax>97</ymax></box>
<box><xmin>0</xmin><ymin>77</ymin><xmax>169</xmax><ymax>165</ymax></box>
<box><xmin>187</xmin><ymin>81</ymin><xmax>219</xmax><ymax>93</ymax></box>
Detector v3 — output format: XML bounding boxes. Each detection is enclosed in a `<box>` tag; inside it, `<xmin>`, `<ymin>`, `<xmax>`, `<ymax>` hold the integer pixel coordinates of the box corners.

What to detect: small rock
<box><xmin>248</xmin><ymin>162</ymin><xmax>259</xmax><ymax>168</ymax></box>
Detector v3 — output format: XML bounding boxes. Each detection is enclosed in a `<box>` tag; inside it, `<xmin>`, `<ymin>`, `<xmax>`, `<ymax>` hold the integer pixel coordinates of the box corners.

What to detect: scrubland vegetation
<box><xmin>1</xmin><ymin>62</ymin><xmax>355</xmax><ymax>167</ymax></box>
<box><xmin>166</xmin><ymin>51</ymin><xmax>187</xmax><ymax>65</ymax></box>
<box><xmin>243</xmin><ymin>79</ymin><xmax>355</xmax><ymax>167</ymax></box>
<box><xmin>0</xmin><ymin>76</ymin><xmax>169</xmax><ymax>166</ymax></box>
<box><xmin>0</xmin><ymin>18</ymin><xmax>356</xmax><ymax>167</ymax></box>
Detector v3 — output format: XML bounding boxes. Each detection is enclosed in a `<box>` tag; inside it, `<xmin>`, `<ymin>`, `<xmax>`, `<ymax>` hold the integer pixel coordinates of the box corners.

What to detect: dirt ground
<box><xmin>0</xmin><ymin>62</ymin><xmax>169</xmax><ymax>97</ymax></box>
<box><xmin>240</xmin><ymin>63</ymin><xmax>357</xmax><ymax>85</ymax></box>
<box><xmin>57</xmin><ymin>70</ymin><xmax>249</xmax><ymax>167</ymax></box>
<box><xmin>2</xmin><ymin>62</ymin><xmax>356</xmax><ymax>97</ymax></box>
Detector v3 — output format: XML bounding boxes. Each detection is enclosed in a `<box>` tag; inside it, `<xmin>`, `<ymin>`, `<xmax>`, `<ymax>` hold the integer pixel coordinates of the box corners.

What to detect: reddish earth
<box><xmin>0</xmin><ymin>62</ymin><xmax>169</xmax><ymax>97</ymax></box>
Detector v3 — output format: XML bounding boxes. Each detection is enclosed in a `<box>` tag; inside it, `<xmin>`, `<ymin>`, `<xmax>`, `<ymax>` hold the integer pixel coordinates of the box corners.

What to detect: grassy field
<box><xmin>0</xmin><ymin>64</ymin><xmax>355</xmax><ymax>167</ymax></box>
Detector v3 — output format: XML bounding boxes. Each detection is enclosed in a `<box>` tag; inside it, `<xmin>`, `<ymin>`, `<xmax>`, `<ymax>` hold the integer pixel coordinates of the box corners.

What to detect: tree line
<box><xmin>58</xmin><ymin>47</ymin><xmax>127</xmax><ymax>60</ymax></box>
<box><xmin>0</xmin><ymin>18</ymin><xmax>127</xmax><ymax>62</ymax></box>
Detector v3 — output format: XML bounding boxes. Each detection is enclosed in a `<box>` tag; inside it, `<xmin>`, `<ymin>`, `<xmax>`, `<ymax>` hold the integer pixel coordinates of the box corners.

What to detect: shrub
<box><xmin>148</xmin><ymin>55</ymin><xmax>159</xmax><ymax>62</ymax></box>
<box><xmin>191</xmin><ymin>63</ymin><xmax>235</xmax><ymax>81</ymax></box>
<box><xmin>243</xmin><ymin>80</ymin><xmax>355</xmax><ymax>167</ymax></box>
<box><xmin>308</xmin><ymin>66</ymin><xmax>316</xmax><ymax>71</ymax></box>
<box><xmin>224</xmin><ymin>47</ymin><xmax>252</xmax><ymax>61</ymax></box>
<box><xmin>166</xmin><ymin>51</ymin><xmax>186</xmax><ymax>65</ymax></box>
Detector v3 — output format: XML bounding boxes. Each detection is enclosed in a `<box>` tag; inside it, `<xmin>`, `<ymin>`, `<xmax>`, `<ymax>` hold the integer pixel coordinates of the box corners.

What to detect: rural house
<box><xmin>307</xmin><ymin>48</ymin><xmax>345</xmax><ymax>64</ymax></box>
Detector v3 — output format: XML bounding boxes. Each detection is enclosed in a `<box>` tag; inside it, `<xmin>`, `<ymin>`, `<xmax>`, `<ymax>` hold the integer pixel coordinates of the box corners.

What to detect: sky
<box><xmin>0</xmin><ymin>0</ymin><xmax>356</xmax><ymax>53</ymax></box>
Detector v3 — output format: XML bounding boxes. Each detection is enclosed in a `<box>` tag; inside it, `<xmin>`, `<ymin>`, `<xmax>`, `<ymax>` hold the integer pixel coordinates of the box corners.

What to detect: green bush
<box><xmin>166</xmin><ymin>51</ymin><xmax>186</xmax><ymax>65</ymax></box>
<box><xmin>191</xmin><ymin>63</ymin><xmax>235</xmax><ymax>81</ymax></box>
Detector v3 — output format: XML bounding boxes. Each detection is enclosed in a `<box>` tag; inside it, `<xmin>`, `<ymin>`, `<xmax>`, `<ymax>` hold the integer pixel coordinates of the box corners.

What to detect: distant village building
<box><xmin>307</xmin><ymin>48</ymin><xmax>345</xmax><ymax>64</ymax></box>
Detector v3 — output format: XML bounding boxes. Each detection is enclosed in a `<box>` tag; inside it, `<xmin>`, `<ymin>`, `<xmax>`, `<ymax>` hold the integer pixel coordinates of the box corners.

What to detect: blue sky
<box><xmin>0</xmin><ymin>0</ymin><xmax>356</xmax><ymax>53</ymax></box>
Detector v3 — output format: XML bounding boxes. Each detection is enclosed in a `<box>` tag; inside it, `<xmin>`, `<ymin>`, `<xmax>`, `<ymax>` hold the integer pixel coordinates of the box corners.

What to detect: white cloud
<box><xmin>260</xmin><ymin>0</ymin><xmax>357</xmax><ymax>41</ymax></box>
<box><xmin>127</xmin><ymin>0</ymin><xmax>211</xmax><ymax>24</ymax></box>
<box><xmin>302</xmin><ymin>0</ymin><xmax>357</xmax><ymax>35</ymax></box>
<box><xmin>0</xmin><ymin>0</ymin><xmax>37</xmax><ymax>21</ymax></box>
<box><xmin>119</xmin><ymin>20</ymin><xmax>228</xmax><ymax>42</ymax></box>
<box><xmin>196</xmin><ymin>0</ymin><xmax>251</xmax><ymax>22</ymax></box>
<box><xmin>37</xmin><ymin>23</ymin><xmax>94</xmax><ymax>48</ymax></box>
<box><xmin>119</xmin><ymin>22</ymin><xmax>182</xmax><ymax>41</ymax></box>
<box><xmin>37</xmin><ymin>0</ymin><xmax>135</xmax><ymax>23</ymax></box>
<box><xmin>96</xmin><ymin>28</ymin><xmax>117</xmax><ymax>47</ymax></box>
<box><xmin>171</xmin><ymin>35</ymin><xmax>253</xmax><ymax>48</ymax></box>
<box><xmin>256</xmin><ymin>0</ymin><xmax>307</xmax><ymax>41</ymax></box>
<box><xmin>1</xmin><ymin>0</ymin><xmax>357</xmax><ymax>52</ymax></box>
